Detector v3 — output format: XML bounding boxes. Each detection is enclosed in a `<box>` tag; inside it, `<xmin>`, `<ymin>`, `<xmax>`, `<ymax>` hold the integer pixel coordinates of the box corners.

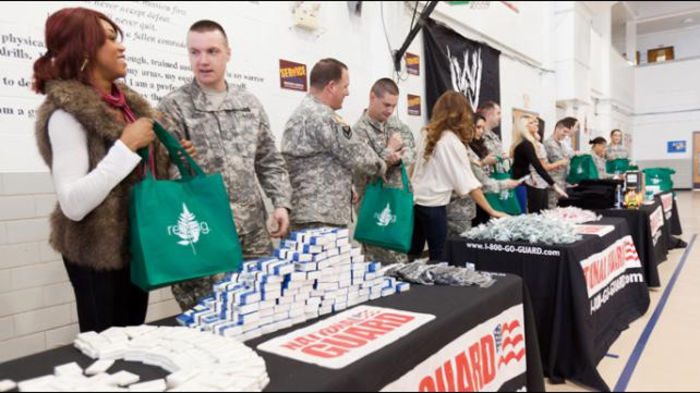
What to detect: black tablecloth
<box><xmin>445</xmin><ymin>217</ymin><xmax>650</xmax><ymax>392</ymax></box>
<box><xmin>597</xmin><ymin>200</ymin><xmax>669</xmax><ymax>285</ymax></box>
<box><xmin>656</xmin><ymin>191</ymin><xmax>682</xmax><ymax>236</ymax></box>
<box><xmin>0</xmin><ymin>277</ymin><xmax>545</xmax><ymax>392</ymax></box>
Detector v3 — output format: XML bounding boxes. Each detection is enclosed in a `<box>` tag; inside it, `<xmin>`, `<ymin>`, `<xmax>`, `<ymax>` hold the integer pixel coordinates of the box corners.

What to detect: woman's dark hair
<box><xmin>469</xmin><ymin>114</ymin><xmax>489</xmax><ymax>159</ymax></box>
<box><xmin>590</xmin><ymin>137</ymin><xmax>607</xmax><ymax>146</ymax></box>
<box><xmin>32</xmin><ymin>7</ymin><xmax>122</xmax><ymax>94</ymax></box>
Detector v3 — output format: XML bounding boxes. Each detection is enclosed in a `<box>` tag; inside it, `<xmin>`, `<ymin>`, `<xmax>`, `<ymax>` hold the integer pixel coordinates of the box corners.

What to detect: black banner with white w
<box><xmin>423</xmin><ymin>19</ymin><xmax>501</xmax><ymax>135</ymax></box>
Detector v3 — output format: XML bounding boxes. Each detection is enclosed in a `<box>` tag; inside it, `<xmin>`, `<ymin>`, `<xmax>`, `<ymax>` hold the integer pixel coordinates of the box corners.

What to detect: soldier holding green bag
<box><xmin>158</xmin><ymin>20</ymin><xmax>292</xmax><ymax>311</ymax></box>
<box><xmin>353</xmin><ymin>78</ymin><xmax>416</xmax><ymax>263</ymax></box>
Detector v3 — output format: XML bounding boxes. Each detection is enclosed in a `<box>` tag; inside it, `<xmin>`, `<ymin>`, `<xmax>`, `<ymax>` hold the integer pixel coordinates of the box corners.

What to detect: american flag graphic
<box><xmin>497</xmin><ymin>319</ymin><xmax>525</xmax><ymax>369</ymax></box>
<box><xmin>493</xmin><ymin>324</ymin><xmax>502</xmax><ymax>353</ymax></box>
<box><xmin>624</xmin><ymin>237</ymin><xmax>640</xmax><ymax>263</ymax></box>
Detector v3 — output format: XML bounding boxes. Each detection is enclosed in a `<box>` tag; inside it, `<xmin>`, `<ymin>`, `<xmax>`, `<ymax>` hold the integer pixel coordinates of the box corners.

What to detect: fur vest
<box><xmin>35</xmin><ymin>80</ymin><xmax>170</xmax><ymax>271</ymax></box>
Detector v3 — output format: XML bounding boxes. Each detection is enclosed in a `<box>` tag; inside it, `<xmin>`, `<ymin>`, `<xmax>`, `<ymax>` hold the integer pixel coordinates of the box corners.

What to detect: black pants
<box><xmin>63</xmin><ymin>257</ymin><xmax>149</xmax><ymax>333</ymax></box>
<box><xmin>472</xmin><ymin>205</ymin><xmax>491</xmax><ymax>227</ymax></box>
<box><xmin>526</xmin><ymin>185</ymin><xmax>549</xmax><ymax>214</ymax></box>
<box><xmin>409</xmin><ymin>204</ymin><xmax>447</xmax><ymax>262</ymax></box>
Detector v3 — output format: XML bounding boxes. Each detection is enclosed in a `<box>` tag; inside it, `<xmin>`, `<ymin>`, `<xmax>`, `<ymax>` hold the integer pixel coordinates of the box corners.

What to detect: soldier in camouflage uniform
<box><xmin>606</xmin><ymin>129</ymin><xmax>629</xmax><ymax>160</ymax></box>
<box><xmin>545</xmin><ymin>117</ymin><xmax>577</xmax><ymax>209</ymax></box>
<box><xmin>159</xmin><ymin>21</ymin><xmax>292</xmax><ymax>311</ymax></box>
<box><xmin>282</xmin><ymin>58</ymin><xmax>387</xmax><ymax>233</ymax></box>
<box><xmin>446</xmin><ymin>147</ymin><xmax>517</xmax><ymax>238</ymax></box>
<box><xmin>591</xmin><ymin>137</ymin><xmax>610</xmax><ymax>179</ymax></box>
<box><xmin>353</xmin><ymin>78</ymin><xmax>416</xmax><ymax>264</ymax></box>
<box><xmin>479</xmin><ymin>101</ymin><xmax>505</xmax><ymax>176</ymax></box>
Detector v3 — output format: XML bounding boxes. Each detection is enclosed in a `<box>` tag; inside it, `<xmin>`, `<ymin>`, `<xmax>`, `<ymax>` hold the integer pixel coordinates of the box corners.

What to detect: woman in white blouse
<box><xmin>410</xmin><ymin>92</ymin><xmax>507</xmax><ymax>261</ymax></box>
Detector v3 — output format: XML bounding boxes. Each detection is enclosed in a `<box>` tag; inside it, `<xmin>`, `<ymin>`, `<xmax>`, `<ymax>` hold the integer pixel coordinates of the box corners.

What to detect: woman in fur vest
<box><xmin>32</xmin><ymin>8</ymin><xmax>191</xmax><ymax>332</ymax></box>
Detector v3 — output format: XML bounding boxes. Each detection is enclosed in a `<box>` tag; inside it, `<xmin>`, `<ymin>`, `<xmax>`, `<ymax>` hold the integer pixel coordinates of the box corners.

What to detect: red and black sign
<box><xmin>405</xmin><ymin>52</ymin><xmax>420</xmax><ymax>75</ymax></box>
<box><xmin>279</xmin><ymin>59</ymin><xmax>307</xmax><ymax>91</ymax></box>
<box><xmin>408</xmin><ymin>94</ymin><xmax>421</xmax><ymax>116</ymax></box>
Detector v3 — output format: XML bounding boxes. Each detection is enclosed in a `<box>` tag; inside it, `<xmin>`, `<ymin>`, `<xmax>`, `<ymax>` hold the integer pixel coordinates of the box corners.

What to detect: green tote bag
<box><xmin>354</xmin><ymin>162</ymin><xmax>414</xmax><ymax>253</ymax></box>
<box><xmin>484</xmin><ymin>171</ymin><xmax>523</xmax><ymax>215</ymax></box>
<box><xmin>129</xmin><ymin>122</ymin><xmax>243</xmax><ymax>291</ymax></box>
<box><xmin>606</xmin><ymin>158</ymin><xmax>630</xmax><ymax>175</ymax></box>
<box><xmin>567</xmin><ymin>154</ymin><xmax>599</xmax><ymax>184</ymax></box>
<box><xmin>643</xmin><ymin>167</ymin><xmax>675</xmax><ymax>193</ymax></box>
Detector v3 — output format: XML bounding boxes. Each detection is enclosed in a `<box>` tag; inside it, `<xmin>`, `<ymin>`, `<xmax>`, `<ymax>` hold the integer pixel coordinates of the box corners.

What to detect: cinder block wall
<box><xmin>0</xmin><ymin>172</ymin><xmax>180</xmax><ymax>362</ymax></box>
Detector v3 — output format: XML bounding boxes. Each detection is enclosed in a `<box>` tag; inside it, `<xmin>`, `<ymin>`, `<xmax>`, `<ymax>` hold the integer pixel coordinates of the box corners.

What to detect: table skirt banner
<box><xmin>381</xmin><ymin>305</ymin><xmax>528</xmax><ymax>392</ymax></box>
<box><xmin>257</xmin><ymin>306</ymin><xmax>435</xmax><ymax>369</ymax></box>
<box><xmin>580</xmin><ymin>235</ymin><xmax>644</xmax><ymax>313</ymax></box>
<box><xmin>649</xmin><ymin>206</ymin><xmax>665</xmax><ymax>248</ymax></box>
<box><xmin>656</xmin><ymin>191</ymin><xmax>682</xmax><ymax>236</ymax></box>
<box><xmin>660</xmin><ymin>193</ymin><xmax>673</xmax><ymax>219</ymax></box>
<box><xmin>445</xmin><ymin>217</ymin><xmax>650</xmax><ymax>391</ymax></box>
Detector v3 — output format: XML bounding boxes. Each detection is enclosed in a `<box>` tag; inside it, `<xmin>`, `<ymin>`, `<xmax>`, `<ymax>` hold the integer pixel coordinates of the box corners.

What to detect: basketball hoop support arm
<box><xmin>393</xmin><ymin>0</ymin><xmax>440</xmax><ymax>72</ymax></box>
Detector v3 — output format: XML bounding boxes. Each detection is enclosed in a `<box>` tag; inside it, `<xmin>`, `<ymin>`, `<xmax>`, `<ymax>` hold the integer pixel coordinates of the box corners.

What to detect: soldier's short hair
<box><xmin>555</xmin><ymin>116</ymin><xmax>578</xmax><ymax>130</ymax></box>
<box><xmin>479</xmin><ymin>100</ymin><xmax>499</xmax><ymax>114</ymax></box>
<box><xmin>310</xmin><ymin>58</ymin><xmax>348</xmax><ymax>89</ymax></box>
<box><xmin>189</xmin><ymin>20</ymin><xmax>228</xmax><ymax>45</ymax></box>
<box><xmin>371</xmin><ymin>78</ymin><xmax>399</xmax><ymax>98</ymax></box>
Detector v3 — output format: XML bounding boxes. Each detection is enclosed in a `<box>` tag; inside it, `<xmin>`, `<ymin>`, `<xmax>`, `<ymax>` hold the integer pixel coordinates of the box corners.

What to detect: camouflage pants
<box><xmin>362</xmin><ymin>244</ymin><xmax>408</xmax><ymax>264</ymax></box>
<box><xmin>447</xmin><ymin>219</ymin><xmax>472</xmax><ymax>239</ymax></box>
<box><xmin>446</xmin><ymin>197</ymin><xmax>475</xmax><ymax>239</ymax></box>
<box><xmin>548</xmin><ymin>181</ymin><xmax>570</xmax><ymax>209</ymax></box>
<box><xmin>289</xmin><ymin>221</ymin><xmax>343</xmax><ymax>233</ymax></box>
<box><xmin>547</xmin><ymin>190</ymin><xmax>558</xmax><ymax>210</ymax></box>
<box><xmin>171</xmin><ymin>226</ymin><xmax>273</xmax><ymax>311</ymax></box>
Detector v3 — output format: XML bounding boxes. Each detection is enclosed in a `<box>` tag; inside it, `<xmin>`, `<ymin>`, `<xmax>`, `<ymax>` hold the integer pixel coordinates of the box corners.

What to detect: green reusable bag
<box><xmin>606</xmin><ymin>158</ymin><xmax>630</xmax><ymax>175</ymax></box>
<box><xmin>484</xmin><ymin>170</ymin><xmax>522</xmax><ymax>215</ymax></box>
<box><xmin>643</xmin><ymin>167</ymin><xmax>675</xmax><ymax>193</ymax></box>
<box><xmin>354</xmin><ymin>162</ymin><xmax>414</xmax><ymax>253</ymax></box>
<box><xmin>129</xmin><ymin>122</ymin><xmax>243</xmax><ymax>291</ymax></box>
<box><xmin>567</xmin><ymin>154</ymin><xmax>599</xmax><ymax>184</ymax></box>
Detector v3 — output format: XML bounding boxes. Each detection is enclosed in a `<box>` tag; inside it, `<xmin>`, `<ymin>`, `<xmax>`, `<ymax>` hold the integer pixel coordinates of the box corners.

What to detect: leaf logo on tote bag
<box><xmin>167</xmin><ymin>203</ymin><xmax>210</xmax><ymax>255</ymax></box>
<box><xmin>374</xmin><ymin>203</ymin><xmax>397</xmax><ymax>227</ymax></box>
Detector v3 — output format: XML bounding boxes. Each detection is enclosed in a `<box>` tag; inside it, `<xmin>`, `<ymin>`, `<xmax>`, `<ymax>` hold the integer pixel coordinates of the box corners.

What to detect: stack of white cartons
<box><xmin>13</xmin><ymin>326</ymin><xmax>268</xmax><ymax>391</ymax></box>
<box><xmin>177</xmin><ymin>227</ymin><xmax>410</xmax><ymax>341</ymax></box>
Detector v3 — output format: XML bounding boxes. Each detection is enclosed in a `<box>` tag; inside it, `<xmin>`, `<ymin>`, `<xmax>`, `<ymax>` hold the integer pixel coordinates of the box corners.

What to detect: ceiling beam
<box><xmin>634</xmin><ymin>7</ymin><xmax>700</xmax><ymax>24</ymax></box>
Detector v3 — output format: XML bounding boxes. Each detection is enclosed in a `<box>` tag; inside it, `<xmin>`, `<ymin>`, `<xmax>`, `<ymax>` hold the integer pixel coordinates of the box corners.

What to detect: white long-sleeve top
<box><xmin>412</xmin><ymin>130</ymin><xmax>482</xmax><ymax>206</ymax></box>
<box><xmin>48</xmin><ymin>109</ymin><xmax>142</xmax><ymax>221</ymax></box>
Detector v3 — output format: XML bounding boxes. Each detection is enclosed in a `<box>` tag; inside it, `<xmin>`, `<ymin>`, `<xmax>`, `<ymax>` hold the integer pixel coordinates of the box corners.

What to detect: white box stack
<box><xmin>177</xmin><ymin>227</ymin><xmax>409</xmax><ymax>341</ymax></box>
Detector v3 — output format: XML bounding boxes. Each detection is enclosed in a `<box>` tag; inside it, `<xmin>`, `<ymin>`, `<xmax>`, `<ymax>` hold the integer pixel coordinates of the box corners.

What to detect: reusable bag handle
<box><xmin>374</xmin><ymin>160</ymin><xmax>410</xmax><ymax>193</ymax></box>
<box><xmin>138</xmin><ymin>121</ymin><xmax>205</xmax><ymax>180</ymax></box>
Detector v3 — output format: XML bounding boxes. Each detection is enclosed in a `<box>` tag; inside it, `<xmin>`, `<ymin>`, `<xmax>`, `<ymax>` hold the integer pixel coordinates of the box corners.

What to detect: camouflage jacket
<box><xmin>482</xmin><ymin>128</ymin><xmax>504</xmax><ymax>175</ymax></box>
<box><xmin>352</xmin><ymin>110</ymin><xmax>416</xmax><ymax>196</ymax></box>
<box><xmin>281</xmin><ymin>94</ymin><xmax>387</xmax><ymax>226</ymax></box>
<box><xmin>157</xmin><ymin>81</ymin><xmax>291</xmax><ymax>235</ymax></box>
<box><xmin>606</xmin><ymin>143</ymin><xmax>629</xmax><ymax>160</ymax></box>
<box><xmin>483</xmin><ymin>129</ymin><xmax>503</xmax><ymax>157</ymax></box>
<box><xmin>593</xmin><ymin>152</ymin><xmax>609</xmax><ymax>179</ymax></box>
<box><xmin>447</xmin><ymin>147</ymin><xmax>505</xmax><ymax>224</ymax></box>
<box><xmin>544</xmin><ymin>136</ymin><xmax>574</xmax><ymax>186</ymax></box>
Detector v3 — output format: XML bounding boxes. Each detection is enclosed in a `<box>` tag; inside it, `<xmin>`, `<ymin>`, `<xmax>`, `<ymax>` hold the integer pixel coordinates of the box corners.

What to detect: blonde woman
<box><xmin>510</xmin><ymin>115</ymin><xmax>568</xmax><ymax>213</ymax></box>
